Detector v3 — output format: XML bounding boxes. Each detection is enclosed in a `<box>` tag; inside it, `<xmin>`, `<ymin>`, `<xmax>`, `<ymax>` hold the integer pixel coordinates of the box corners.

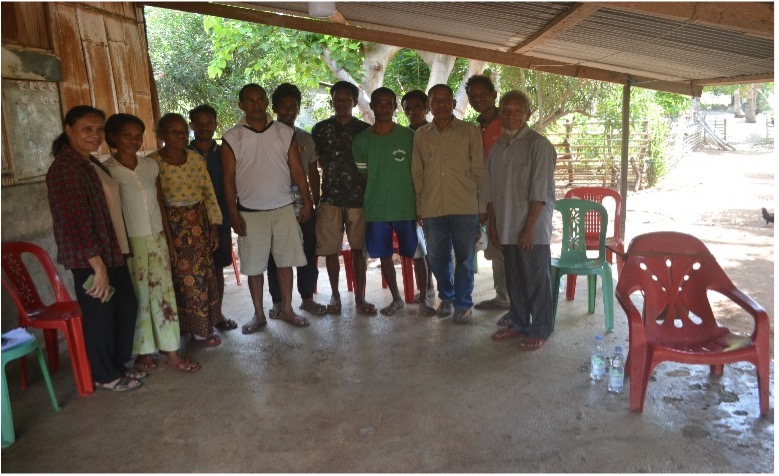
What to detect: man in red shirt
<box><xmin>466</xmin><ymin>75</ymin><xmax>511</xmax><ymax>319</ymax></box>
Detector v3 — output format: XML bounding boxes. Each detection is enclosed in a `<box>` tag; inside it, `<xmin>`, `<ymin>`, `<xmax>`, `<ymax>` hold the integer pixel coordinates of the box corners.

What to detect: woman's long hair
<box><xmin>51</xmin><ymin>105</ymin><xmax>106</xmax><ymax>156</ymax></box>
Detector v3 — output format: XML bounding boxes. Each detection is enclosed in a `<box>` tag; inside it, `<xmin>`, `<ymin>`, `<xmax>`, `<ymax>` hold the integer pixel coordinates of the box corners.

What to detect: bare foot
<box><xmin>380</xmin><ymin>298</ymin><xmax>405</xmax><ymax>316</ymax></box>
<box><xmin>418</xmin><ymin>303</ymin><xmax>437</xmax><ymax>317</ymax></box>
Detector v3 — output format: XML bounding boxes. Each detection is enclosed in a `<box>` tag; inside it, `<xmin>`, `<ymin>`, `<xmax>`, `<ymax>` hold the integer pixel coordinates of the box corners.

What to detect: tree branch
<box><xmin>323</xmin><ymin>47</ymin><xmax>374</xmax><ymax>122</ymax></box>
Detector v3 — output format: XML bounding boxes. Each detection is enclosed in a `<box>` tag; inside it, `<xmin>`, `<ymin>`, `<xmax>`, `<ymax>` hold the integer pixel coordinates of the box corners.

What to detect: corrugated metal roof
<box><xmin>150</xmin><ymin>1</ymin><xmax>773</xmax><ymax>94</ymax></box>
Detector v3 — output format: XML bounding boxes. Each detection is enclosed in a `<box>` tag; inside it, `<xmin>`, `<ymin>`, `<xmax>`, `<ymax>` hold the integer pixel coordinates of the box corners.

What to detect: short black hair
<box><xmin>465</xmin><ymin>74</ymin><xmax>496</xmax><ymax>94</ymax></box>
<box><xmin>188</xmin><ymin>104</ymin><xmax>217</xmax><ymax>122</ymax></box>
<box><xmin>271</xmin><ymin>83</ymin><xmax>302</xmax><ymax>108</ymax></box>
<box><xmin>370</xmin><ymin>87</ymin><xmax>397</xmax><ymax>104</ymax></box>
<box><xmin>401</xmin><ymin>90</ymin><xmax>427</xmax><ymax>106</ymax></box>
<box><xmin>427</xmin><ymin>83</ymin><xmax>454</xmax><ymax>98</ymax></box>
<box><xmin>156</xmin><ymin>112</ymin><xmax>187</xmax><ymax>135</ymax></box>
<box><xmin>330</xmin><ymin>80</ymin><xmax>359</xmax><ymax>101</ymax></box>
<box><xmin>239</xmin><ymin>83</ymin><xmax>266</xmax><ymax>102</ymax></box>
<box><xmin>105</xmin><ymin>113</ymin><xmax>146</xmax><ymax>148</ymax></box>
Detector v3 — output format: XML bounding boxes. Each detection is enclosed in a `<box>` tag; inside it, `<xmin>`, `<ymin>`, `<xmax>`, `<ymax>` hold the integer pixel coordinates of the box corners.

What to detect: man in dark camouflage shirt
<box><xmin>312</xmin><ymin>81</ymin><xmax>376</xmax><ymax>315</ymax></box>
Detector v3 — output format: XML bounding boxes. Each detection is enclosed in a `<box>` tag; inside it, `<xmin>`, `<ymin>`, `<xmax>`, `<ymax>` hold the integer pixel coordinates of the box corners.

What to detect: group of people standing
<box><xmin>44</xmin><ymin>73</ymin><xmax>558</xmax><ymax>392</ymax></box>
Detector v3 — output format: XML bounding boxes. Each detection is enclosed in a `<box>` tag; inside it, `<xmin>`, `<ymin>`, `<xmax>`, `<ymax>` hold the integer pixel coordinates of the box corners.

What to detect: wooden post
<box><xmin>620</xmin><ymin>79</ymin><xmax>631</xmax><ymax>240</ymax></box>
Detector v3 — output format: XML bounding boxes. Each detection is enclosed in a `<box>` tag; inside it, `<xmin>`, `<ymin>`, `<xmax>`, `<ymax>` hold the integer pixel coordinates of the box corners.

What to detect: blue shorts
<box><xmin>365</xmin><ymin>220</ymin><xmax>419</xmax><ymax>258</ymax></box>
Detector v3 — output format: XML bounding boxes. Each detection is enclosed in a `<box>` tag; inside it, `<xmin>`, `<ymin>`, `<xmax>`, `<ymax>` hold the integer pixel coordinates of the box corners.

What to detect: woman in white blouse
<box><xmin>104</xmin><ymin>113</ymin><xmax>199</xmax><ymax>373</ymax></box>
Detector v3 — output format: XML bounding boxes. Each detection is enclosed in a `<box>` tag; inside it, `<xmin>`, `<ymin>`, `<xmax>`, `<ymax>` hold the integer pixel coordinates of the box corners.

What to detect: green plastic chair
<box><xmin>2</xmin><ymin>328</ymin><xmax>61</xmax><ymax>448</ymax></box>
<box><xmin>551</xmin><ymin>198</ymin><xmax>615</xmax><ymax>332</ymax></box>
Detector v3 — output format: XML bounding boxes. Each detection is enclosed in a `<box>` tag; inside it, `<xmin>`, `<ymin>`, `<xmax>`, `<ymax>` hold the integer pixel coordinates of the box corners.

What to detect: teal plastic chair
<box><xmin>2</xmin><ymin>328</ymin><xmax>61</xmax><ymax>448</ymax></box>
<box><xmin>551</xmin><ymin>198</ymin><xmax>615</xmax><ymax>332</ymax></box>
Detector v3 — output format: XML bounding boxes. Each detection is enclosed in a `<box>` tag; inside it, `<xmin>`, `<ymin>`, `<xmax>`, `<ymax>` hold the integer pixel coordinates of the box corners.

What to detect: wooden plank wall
<box><xmin>49</xmin><ymin>2</ymin><xmax>158</xmax><ymax>152</ymax></box>
<box><xmin>5</xmin><ymin>2</ymin><xmax>159</xmax><ymax>160</ymax></box>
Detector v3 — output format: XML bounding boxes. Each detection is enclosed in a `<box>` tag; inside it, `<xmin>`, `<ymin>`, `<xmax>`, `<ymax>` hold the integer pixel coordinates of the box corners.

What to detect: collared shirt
<box><xmin>311</xmin><ymin>116</ymin><xmax>370</xmax><ymax>208</ymax></box>
<box><xmin>222</xmin><ymin>121</ymin><xmax>295</xmax><ymax>211</ymax></box>
<box><xmin>411</xmin><ymin>117</ymin><xmax>484</xmax><ymax>218</ymax></box>
<box><xmin>482</xmin><ymin>126</ymin><xmax>557</xmax><ymax>245</ymax></box>
<box><xmin>46</xmin><ymin>144</ymin><xmax>125</xmax><ymax>269</ymax></box>
<box><xmin>105</xmin><ymin>156</ymin><xmax>164</xmax><ymax>237</ymax></box>
<box><xmin>151</xmin><ymin>149</ymin><xmax>223</xmax><ymax>225</ymax></box>
<box><xmin>188</xmin><ymin>140</ymin><xmax>230</xmax><ymax>229</ymax></box>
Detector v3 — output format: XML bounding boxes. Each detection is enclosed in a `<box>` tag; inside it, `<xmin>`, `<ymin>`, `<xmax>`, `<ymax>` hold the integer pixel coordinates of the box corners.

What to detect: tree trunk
<box><xmin>733</xmin><ymin>89</ymin><xmax>744</xmax><ymax>118</ymax></box>
<box><xmin>322</xmin><ymin>44</ymin><xmax>400</xmax><ymax>123</ymax></box>
<box><xmin>453</xmin><ymin>60</ymin><xmax>487</xmax><ymax>119</ymax></box>
<box><xmin>744</xmin><ymin>84</ymin><xmax>757</xmax><ymax>123</ymax></box>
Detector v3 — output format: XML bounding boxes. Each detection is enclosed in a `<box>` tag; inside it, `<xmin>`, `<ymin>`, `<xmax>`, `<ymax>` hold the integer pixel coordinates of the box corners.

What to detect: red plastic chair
<box><xmin>564</xmin><ymin>187</ymin><xmax>625</xmax><ymax>301</ymax></box>
<box><xmin>1</xmin><ymin>242</ymin><xmax>94</xmax><ymax>396</ymax></box>
<box><xmin>615</xmin><ymin>232</ymin><xmax>770</xmax><ymax>415</ymax></box>
<box><xmin>379</xmin><ymin>232</ymin><xmax>416</xmax><ymax>304</ymax></box>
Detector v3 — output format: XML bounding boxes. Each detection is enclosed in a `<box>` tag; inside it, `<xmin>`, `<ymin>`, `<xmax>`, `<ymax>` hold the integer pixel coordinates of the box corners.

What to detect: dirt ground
<box><xmin>620</xmin><ymin>113</ymin><xmax>774</xmax><ymax>341</ymax></box>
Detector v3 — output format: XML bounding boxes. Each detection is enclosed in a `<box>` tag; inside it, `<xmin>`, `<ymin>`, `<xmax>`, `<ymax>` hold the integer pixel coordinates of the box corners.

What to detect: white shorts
<box><xmin>237</xmin><ymin>205</ymin><xmax>306</xmax><ymax>276</ymax></box>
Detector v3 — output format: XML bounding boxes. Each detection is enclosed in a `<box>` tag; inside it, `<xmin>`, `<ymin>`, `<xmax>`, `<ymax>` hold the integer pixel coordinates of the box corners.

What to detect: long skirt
<box><xmin>126</xmin><ymin>231</ymin><xmax>181</xmax><ymax>355</ymax></box>
<box><xmin>166</xmin><ymin>202</ymin><xmax>221</xmax><ymax>337</ymax></box>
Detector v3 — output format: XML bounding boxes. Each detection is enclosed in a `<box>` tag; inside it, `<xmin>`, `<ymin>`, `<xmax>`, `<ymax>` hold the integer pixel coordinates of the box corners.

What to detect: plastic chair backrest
<box><xmin>1</xmin><ymin>242</ymin><xmax>73</xmax><ymax>325</ymax></box>
<box><xmin>616</xmin><ymin>232</ymin><xmax>734</xmax><ymax>347</ymax></box>
<box><xmin>555</xmin><ymin>198</ymin><xmax>608</xmax><ymax>265</ymax></box>
<box><xmin>564</xmin><ymin>187</ymin><xmax>622</xmax><ymax>245</ymax></box>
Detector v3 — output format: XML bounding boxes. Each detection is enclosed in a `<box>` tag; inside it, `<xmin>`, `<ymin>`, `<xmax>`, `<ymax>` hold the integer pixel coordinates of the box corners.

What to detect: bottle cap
<box><xmin>615</xmin><ymin>345</ymin><xmax>623</xmax><ymax>353</ymax></box>
<box><xmin>595</xmin><ymin>335</ymin><xmax>603</xmax><ymax>341</ymax></box>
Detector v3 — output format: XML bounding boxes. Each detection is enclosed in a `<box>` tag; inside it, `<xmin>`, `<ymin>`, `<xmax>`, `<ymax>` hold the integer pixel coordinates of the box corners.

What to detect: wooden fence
<box><xmin>547</xmin><ymin>120</ymin><xmax>650</xmax><ymax>191</ymax></box>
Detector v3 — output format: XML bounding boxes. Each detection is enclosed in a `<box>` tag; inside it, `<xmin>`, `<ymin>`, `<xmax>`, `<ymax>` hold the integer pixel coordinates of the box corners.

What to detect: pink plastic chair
<box><xmin>1</xmin><ymin>242</ymin><xmax>94</xmax><ymax>396</ymax></box>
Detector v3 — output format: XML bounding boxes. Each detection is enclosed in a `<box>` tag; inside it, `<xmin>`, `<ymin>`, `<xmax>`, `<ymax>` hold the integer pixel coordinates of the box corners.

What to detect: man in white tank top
<box><xmin>221</xmin><ymin>84</ymin><xmax>314</xmax><ymax>333</ymax></box>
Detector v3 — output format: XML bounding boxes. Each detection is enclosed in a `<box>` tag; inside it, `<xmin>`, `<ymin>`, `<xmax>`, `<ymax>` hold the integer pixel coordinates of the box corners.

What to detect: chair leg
<box><xmin>19</xmin><ymin>356</ymin><xmax>28</xmax><ymax>390</ymax></box>
<box><xmin>710</xmin><ymin>364</ymin><xmax>724</xmax><ymax>375</ymax></box>
<box><xmin>601</xmin><ymin>267</ymin><xmax>614</xmax><ymax>333</ymax></box>
<box><xmin>43</xmin><ymin>329</ymin><xmax>60</xmax><ymax>372</ymax></box>
<box><xmin>401</xmin><ymin>257</ymin><xmax>415</xmax><ymax>304</ymax></box>
<box><xmin>34</xmin><ymin>348</ymin><xmax>60</xmax><ymax>411</ymax></box>
<box><xmin>629</xmin><ymin>349</ymin><xmax>650</xmax><ymax>413</ymax></box>
<box><xmin>65</xmin><ymin>318</ymin><xmax>94</xmax><ymax>396</ymax></box>
<box><xmin>1</xmin><ymin>364</ymin><xmax>15</xmax><ymax>448</ymax></box>
<box><xmin>231</xmin><ymin>247</ymin><xmax>241</xmax><ymax>285</ymax></box>
<box><xmin>587</xmin><ymin>275</ymin><xmax>596</xmax><ymax>314</ymax></box>
<box><xmin>565</xmin><ymin>274</ymin><xmax>576</xmax><ymax>300</ymax></box>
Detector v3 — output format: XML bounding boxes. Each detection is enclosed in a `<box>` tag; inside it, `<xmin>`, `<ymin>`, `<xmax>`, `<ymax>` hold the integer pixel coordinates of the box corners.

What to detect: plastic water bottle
<box><xmin>590</xmin><ymin>334</ymin><xmax>606</xmax><ymax>381</ymax></box>
<box><xmin>608</xmin><ymin>345</ymin><xmax>625</xmax><ymax>393</ymax></box>
<box><xmin>291</xmin><ymin>185</ymin><xmax>303</xmax><ymax>217</ymax></box>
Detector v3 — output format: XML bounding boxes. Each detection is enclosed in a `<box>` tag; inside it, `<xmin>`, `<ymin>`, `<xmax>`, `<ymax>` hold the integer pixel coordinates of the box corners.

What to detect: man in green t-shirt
<box><xmin>354</xmin><ymin>87</ymin><xmax>435</xmax><ymax>316</ymax></box>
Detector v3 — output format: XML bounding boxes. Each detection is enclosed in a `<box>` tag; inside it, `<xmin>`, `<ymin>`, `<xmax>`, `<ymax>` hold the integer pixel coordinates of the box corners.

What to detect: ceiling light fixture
<box><xmin>309</xmin><ymin>1</ymin><xmax>335</xmax><ymax>18</ymax></box>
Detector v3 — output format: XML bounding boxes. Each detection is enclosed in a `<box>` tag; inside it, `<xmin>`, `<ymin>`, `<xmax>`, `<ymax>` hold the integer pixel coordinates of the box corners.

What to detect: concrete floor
<box><xmin>1</xmin><ymin>256</ymin><xmax>773</xmax><ymax>473</ymax></box>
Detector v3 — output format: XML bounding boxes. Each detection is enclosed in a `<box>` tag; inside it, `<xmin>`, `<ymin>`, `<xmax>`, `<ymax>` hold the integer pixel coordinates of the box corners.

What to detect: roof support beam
<box><xmin>596</xmin><ymin>2</ymin><xmax>773</xmax><ymax>38</ymax></box>
<box><xmin>144</xmin><ymin>1</ymin><xmax>704</xmax><ymax>96</ymax></box>
<box><xmin>509</xmin><ymin>3</ymin><xmax>601</xmax><ymax>54</ymax></box>
<box><xmin>693</xmin><ymin>73</ymin><xmax>774</xmax><ymax>87</ymax></box>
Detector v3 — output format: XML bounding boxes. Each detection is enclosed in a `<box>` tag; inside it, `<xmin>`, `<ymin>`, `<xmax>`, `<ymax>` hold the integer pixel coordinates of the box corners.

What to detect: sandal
<box><xmin>192</xmin><ymin>334</ymin><xmax>222</xmax><ymax>346</ymax></box>
<box><xmin>95</xmin><ymin>376</ymin><xmax>142</xmax><ymax>392</ymax></box>
<box><xmin>356</xmin><ymin>301</ymin><xmax>378</xmax><ymax>316</ymax></box>
<box><xmin>164</xmin><ymin>358</ymin><xmax>201</xmax><ymax>373</ymax></box>
<box><xmin>215</xmin><ymin>317</ymin><xmax>238</xmax><ymax>331</ymax></box>
<box><xmin>278</xmin><ymin>312</ymin><xmax>310</xmax><ymax>328</ymax></box>
<box><xmin>380</xmin><ymin>300</ymin><xmax>404</xmax><ymax>316</ymax></box>
<box><xmin>490</xmin><ymin>328</ymin><xmax>523</xmax><ymax>341</ymax></box>
<box><xmin>124</xmin><ymin>368</ymin><xmax>148</xmax><ymax>380</ymax></box>
<box><xmin>241</xmin><ymin>317</ymin><xmax>267</xmax><ymax>334</ymax></box>
<box><xmin>326</xmin><ymin>298</ymin><xmax>342</xmax><ymax>315</ymax></box>
<box><xmin>299</xmin><ymin>300</ymin><xmax>328</xmax><ymax>316</ymax></box>
<box><xmin>520</xmin><ymin>336</ymin><xmax>547</xmax><ymax>351</ymax></box>
<box><xmin>268</xmin><ymin>308</ymin><xmax>281</xmax><ymax>319</ymax></box>
<box><xmin>496</xmin><ymin>313</ymin><xmax>512</xmax><ymax>327</ymax></box>
<box><xmin>134</xmin><ymin>354</ymin><xmax>157</xmax><ymax>371</ymax></box>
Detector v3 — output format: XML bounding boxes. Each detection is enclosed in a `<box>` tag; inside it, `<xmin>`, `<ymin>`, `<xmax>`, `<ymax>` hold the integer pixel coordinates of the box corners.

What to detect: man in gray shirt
<box><xmin>483</xmin><ymin>90</ymin><xmax>556</xmax><ymax>350</ymax></box>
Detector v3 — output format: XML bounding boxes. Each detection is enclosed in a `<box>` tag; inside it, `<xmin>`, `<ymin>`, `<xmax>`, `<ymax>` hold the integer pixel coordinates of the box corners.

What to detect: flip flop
<box><xmin>192</xmin><ymin>334</ymin><xmax>222</xmax><ymax>346</ymax></box>
<box><xmin>490</xmin><ymin>328</ymin><xmax>523</xmax><ymax>341</ymax></box>
<box><xmin>242</xmin><ymin>317</ymin><xmax>268</xmax><ymax>334</ymax></box>
<box><xmin>299</xmin><ymin>300</ymin><xmax>328</xmax><ymax>315</ymax></box>
<box><xmin>134</xmin><ymin>354</ymin><xmax>157</xmax><ymax>371</ymax></box>
<box><xmin>520</xmin><ymin>336</ymin><xmax>546</xmax><ymax>351</ymax></box>
<box><xmin>496</xmin><ymin>313</ymin><xmax>512</xmax><ymax>327</ymax></box>
<box><xmin>278</xmin><ymin>312</ymin><xmax>310</xmax><ymax>327</ymax></box>
<box><xmin>268</xmin><ymin>308</ymin><xmax>281</xmax><ymax>319</ymax></box>
<box><xmin>215</xmin><ymin>317</ymin><xmax>238</xmax><ymax>331</ymax></box>
<box><xmin>95</xmin><ymin>376</ymin><xmax>142</xmax><ymax>392</ymax></box>
<box><xmin>380</xmin><ymin>300</ymin><xmax>404</xmax><ymax>316</ymax></box>
<box><xmin>164</xmin><ymin>358</ymin><xmax>201</xmax><ymax>373</ymax></box>
<box><xmin>356</xmin><ymin>301</ymin><xmax>378</xmax><ymax>316</ymax></box>
<box><xmin>124</xmin><ymin>368</ymin><xmax>148</xmax><ymax>380</ymax></box>
<box><xmin>418</xmin><ymin>304</ymin><xmax>437</xmax><ymax>317</ymax></box>
<box><xmin>326</xmin><ymin>299</ymin><xmax>342</xmax><ymax>315</ymax></box>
